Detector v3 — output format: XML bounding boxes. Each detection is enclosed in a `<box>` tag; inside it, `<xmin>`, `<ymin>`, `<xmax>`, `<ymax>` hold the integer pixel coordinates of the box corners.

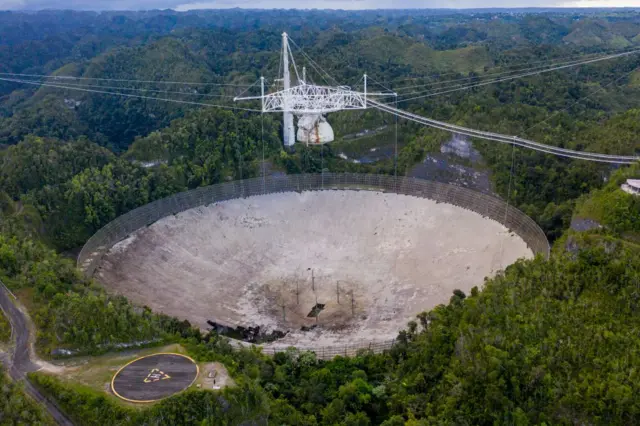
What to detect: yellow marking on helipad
<box><xmin>111</xmin><ymin>352</ymin><xmax>199</xmax><ymax>403</ymax></box>
<box><xmin>143</xmin><ymin>368</ymin><xmax>171</xmax><ymax>383</ymax></box>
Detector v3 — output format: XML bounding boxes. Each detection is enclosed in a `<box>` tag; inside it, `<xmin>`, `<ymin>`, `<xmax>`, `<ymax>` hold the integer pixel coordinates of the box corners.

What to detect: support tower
<box><xmin>282</xmin><ymin>32</ymin><xmax>295</xmax><ymax>147</ymax></box>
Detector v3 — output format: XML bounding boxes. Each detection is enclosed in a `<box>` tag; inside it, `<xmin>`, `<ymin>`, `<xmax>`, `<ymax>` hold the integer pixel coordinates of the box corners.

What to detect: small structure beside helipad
<box><xmin>622</xmin><ymin>179</ymin><xmax>640</xmax><ymax>196</ymax></box>
<box><xmin>111</xmin><ymin>353</ymin><xmax>198</xmax><ymax>402</ymax></box>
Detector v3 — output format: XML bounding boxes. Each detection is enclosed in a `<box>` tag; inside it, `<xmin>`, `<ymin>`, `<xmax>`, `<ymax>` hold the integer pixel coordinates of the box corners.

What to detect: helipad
<box><xmin>111</xmin><ymin>353</ymin><xmax>199</xmax><ymax>402</ymax></box>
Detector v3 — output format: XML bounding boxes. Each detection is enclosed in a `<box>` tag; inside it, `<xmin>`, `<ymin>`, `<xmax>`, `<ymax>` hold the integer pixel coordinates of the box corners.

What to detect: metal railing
<box><xmin>78</xmin><ymin>173</ymin><xmax>550</xmax><ymax>358</ymax></box>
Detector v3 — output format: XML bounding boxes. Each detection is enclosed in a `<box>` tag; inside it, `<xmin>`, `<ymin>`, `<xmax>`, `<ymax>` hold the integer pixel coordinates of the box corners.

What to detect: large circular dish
<box><xmin>80</xmin><ymin>174</ymin><xmax>549</xmax><ymax>358</ymax></box>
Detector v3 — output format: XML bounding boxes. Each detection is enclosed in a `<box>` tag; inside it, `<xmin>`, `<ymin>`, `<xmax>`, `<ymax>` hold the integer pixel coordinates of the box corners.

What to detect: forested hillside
<box><xmin>3</xmin><ymin>9</ymin><xmax>640</xmax><ymax>239</ymax></box>
<box><xmin>1</xmin><ymin>8</ymin><xmax>640</xmax><ymax>426</ymax></box>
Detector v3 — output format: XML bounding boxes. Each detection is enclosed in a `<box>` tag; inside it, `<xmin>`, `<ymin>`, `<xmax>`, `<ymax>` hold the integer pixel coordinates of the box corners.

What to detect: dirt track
<box><xmin>97</xmin><ymin>190</ymin><xmax>532</xmax><ymax>347</ymax></box>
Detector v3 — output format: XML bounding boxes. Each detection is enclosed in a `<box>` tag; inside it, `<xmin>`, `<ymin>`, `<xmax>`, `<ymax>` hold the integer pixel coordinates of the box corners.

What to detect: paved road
<box><xmin>0</xmin><ymin>280</ymin><xmax>74</xmax><ymax>426</ymax></box>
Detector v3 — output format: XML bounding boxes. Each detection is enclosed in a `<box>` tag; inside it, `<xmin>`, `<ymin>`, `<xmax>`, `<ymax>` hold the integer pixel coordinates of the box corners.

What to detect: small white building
<box><xmin>621</xmin><ymin>179</ymin><xmax>640</xmax><ymax>196</ymax></box>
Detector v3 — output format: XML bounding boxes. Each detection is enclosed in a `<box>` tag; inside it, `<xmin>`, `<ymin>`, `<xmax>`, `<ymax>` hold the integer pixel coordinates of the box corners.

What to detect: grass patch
<box><xmin>13</xmin><ymin>287</ymin><xmax>38</xmax><ymax>314</ymax></box>
<box><xmin>0</xmin><ymin>308</ymin><xmax>10</xmax><ymax>343</ymax></box>
<box><xmin>49</xmin><ymin>343</ymin><xmax>189</xmax><ymax>406</ymax></box>
<box><xmin>46</xmin><ymin>343</ymin><xmax>233</xmax><ymax>406</ymax></box>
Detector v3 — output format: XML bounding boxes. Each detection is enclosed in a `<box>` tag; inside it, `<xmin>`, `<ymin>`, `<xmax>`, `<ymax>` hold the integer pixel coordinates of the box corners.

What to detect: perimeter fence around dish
<box><xmin>259</xmin><ymin>339</ymin><xmax>398</xmax><ymax>360</ymax></box>
<box><xmin>77</xmin><ymin>173</ymin><xmax>550</xmax><ymax>358</ymax></box>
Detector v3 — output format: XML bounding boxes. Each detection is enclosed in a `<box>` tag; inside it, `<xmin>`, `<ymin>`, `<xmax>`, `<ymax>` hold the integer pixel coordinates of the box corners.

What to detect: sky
<box><xmin>1</xmin><ymin>0</ymin><xmax>640</xmax><ymax>11</ymax></box>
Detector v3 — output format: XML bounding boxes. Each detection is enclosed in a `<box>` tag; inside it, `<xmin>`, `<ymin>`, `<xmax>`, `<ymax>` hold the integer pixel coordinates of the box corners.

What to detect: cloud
<box><xmin>175</xmin><ymin>0</ymin><xmax>640</xmax><ymax>8</ymax></box>
<box><xmin>175</xmin><ymin>0</ymin><xmax>381</xmax><ymax>9</ymax></box>
<box><xmin>0</xmin><ymin>0</ymin><xmax>180</xmax><ymax>10</ymax></box>
<box><xmin>563</xmin><ymin>0</ymin><xmax>640</xmax><ymax>5</ymax></box>
<box><xmin>3</xmin><ymin>0</ymin><xmax>640</xmax><ymax>11</ymax></box>
<box><xmin>0</xmin><ymin>0</ymin><xmax>26</xmax><ymax>9</ymax></box>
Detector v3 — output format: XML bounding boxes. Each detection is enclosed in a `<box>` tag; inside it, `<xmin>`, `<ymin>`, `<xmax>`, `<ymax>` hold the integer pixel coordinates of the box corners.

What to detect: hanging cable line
<box><xmin>388</xmin><ymin>54</ymin><xmax>618</xmax><ymax>93</ymax></box>
<box><xmin>0</xmin><ymin>79</ymin><xmax>239</xmax><ymax>98</ymax></box>
<box><xmin>288</xmin><ymin>37</ymin><xmax>341</xmax><ymax>86</ymax></box>
<box><xmin>367</xmin><ymin>46</ymin><xmax>640</xmax><ymax>86</ymax></box>
<box><xmin>522</xmin><ymin>65</ymin><xmax>640</xmax><ymax>137</ymax></box>
<box><xmin>369</xmin><ymin>99</ymin><xmax>639</xmax><ymax>163</ymax></box>
<box><xmin>392</xmin><ymin>48</ymin><xmax>640</xmax><ymax>103</ymax></box>
<box><xmin>0</xmin><ymin>72</ymin><xmax>255</xmax><ymax>87</ymax></box>
<box><xmin>294</xmin><ymin>46</ymin><xmax>332</xmax><ymax>86</ymax></box>
<box><xmin>498</xmin><ymin>143</ymin><xmax>517</xmax><ymax>270</ymax></box>
<box><xmin>0</xmin><ymin>77</ymin><xmax>262</xmax><ymax>112</ymax></box>
<box><xmin>367</xmin><ymin>76</ymin><xmax>395</xmax><ymax>94</ymax></box>
<box><xmin>361</xmin><ymin>53</ymin><xmax>634</xmax><ymax>101</ymax></box>
<box><xmin>232</xmin><ymin>79</ymin><xmax>263</xmax><ymax>98</ymax></box>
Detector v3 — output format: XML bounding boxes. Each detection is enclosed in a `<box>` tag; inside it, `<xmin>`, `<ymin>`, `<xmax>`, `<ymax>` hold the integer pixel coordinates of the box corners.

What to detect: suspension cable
<box><xmin>233</xmin><ymin>79</ymin><xmax>262</xmax><ymax>99</ymax></box>
<box><xmin>391</xmin><ymin>54</ymin><xmax>613</xmax><ymax>94</ymax></box>
<box><xmin>295</xmin><ymin>47</ymin><xmax>331</xmax><ymax>86</ymax></box>
<box><xmin>0</xmin><ymin>78</ymin><xmax>238</xmax><ymax>98</ymax></box>
<box><xmin>288</xmin><ymin>37</ymin><xmax>341</xmax><ymax>87</ymax></box>
<box><xmin>394</xmin><ymin>48</ymin><xmax>640</xmax><ymax>103</ymax></box>
<box><xmin>367</xmin><ymin>75</ymin><xmax>396</xmax><ymax>94</ymax></box>
<box><xmin>261</xmin><ymin>113</ymin><xmax>266</xmax><ymax>194</ymax></box>
<box><xmin>394</xmin><ymin>94</ymin><xmax>398</xmax><ymax>181</ymax></box>
<box><xmin>287</xmin><ymin>37</ymin><xmax>302</xmax><ymax>85</ymax></box>
<box><xmin>368</xmin><ymin>47</ymin><xmax>639</xmax><ymax>86</ymax></box>
<box><xmin>0</xmin><ymin>77</ymin><xmax>262</xmax><ymax>112</ymax></box>
<box><xmin>277</xmin><ymin>43</ymin><xmax>283</xmax><ymax>91</ymax></box>
<box><xmin>369</xmin><ymin>99</ymin><xmax>639</xmax><ymax>164</ymax></box>
<box><xmin>500</xmin><ymin>144</ymin><xmax>517</xmax><ymax>269</ymax></box>
<box><xmin>0</xmin><ymin>72</ymin><xmax>254</xmax><ymax>87</ymax></box>
<box><xmin>522</xmin><ymin>65</ymin><xmax>640</xmax><ymax>137</ymax></box>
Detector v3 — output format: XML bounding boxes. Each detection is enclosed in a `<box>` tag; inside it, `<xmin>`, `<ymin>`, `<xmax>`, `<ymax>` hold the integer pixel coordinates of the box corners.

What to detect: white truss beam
<box><xmin>236</xmin><ymin>84</ymin><xmax>391</xmax><ymax>114</ymax></box>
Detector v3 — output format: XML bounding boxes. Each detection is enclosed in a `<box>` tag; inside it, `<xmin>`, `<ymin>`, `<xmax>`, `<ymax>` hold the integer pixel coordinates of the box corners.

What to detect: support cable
<box><xmin>500</xmin><ymin>144</ymin><xmax>517</xmax><ymax>269</ymax></box>
<box><xmin>394</xmin><ymin>94</ymin><xmax>398</xmax><ymax>182</ymax></box>
<box><xmin>368</xmin><ymin>99</ymin><xmax>639</xmax><ymax>163</ymax></box>
<box><xmin>288</xmin><ymin>37</ymin><xmax>341</xmax><ymax>86</ymax></box>
<box><xmin>0</xmin><ymin>72</ymin><xmax>254</xmax><ymax>86</ymax></box>
<box><xmin>369</xmin><ymin>58</ymin><xmax>600</xmax><ymax>102</ymax></box>
<box><xmin>0</xmin><ymin>77</ymin><xmax>262</xmax><ymax>112</ymax></box>
<box><xmin>287</xmin><ymin>40</ymin><xmax>302</xmax><ymax>85</ymax></box>
<box><xmin>352</xmin><ymin>75</ymin><xmax>365</xmax><ymax>90</ymax></box>
<box><xmin>369</xmin><ymin>46</ymin><xmax>640</xmax><ymax>85</ymax></box>
<box><xmin>321</xmin><ymin>143</ymin><xmax>324</xmax><ymax>189</ymax></box>
<box><xmin>367</xmin><ymin>75</ymin><xmax>395</xmax><ymax>94</ymax></box>
<box><xmin>391</xmin><ymin>55</ymin><xmax>610</xmax><ymax>93</ymax></box>
<box><xmin>394</xmin><ymin>48</ymin><xmax>640</xmax><ymax>103</ymax></box>
<box><xmin>277</xmin><ymin>45</ymin><xmax>283</xmax><ymax>90</ymax></box>
<box><xmin>299</xmin><ymin>52</ymin><xmax>331</xmax><ymax>86</ymax></box>
<box><xmin>521</xmin><ymin>65</ymin><xmax>640</xmax><ymax>143</ymax></box>
<box><xmin>233</xmin><ymin>79</ymin><xmax>262</xmax><ymax>99</ymax></box>
<box><xmin>261</xmin><ymin>113</ymin><xmax>266</xmax><ymax>195</ymax></box>
<box><xmin>1</xmin><ymin>79</ymin><xmax>238</xmax><ymax>98</ymax></box>
<box><xmin>233</xmin><ymin>111</ymin><xmax>245</xmax><ymax>197</ymax></box>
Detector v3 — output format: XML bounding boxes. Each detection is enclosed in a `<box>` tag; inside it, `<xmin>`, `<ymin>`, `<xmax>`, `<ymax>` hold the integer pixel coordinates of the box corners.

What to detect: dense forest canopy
<box><xmin>0</xmin><ymin>7</ymin><xmax>640</xmax><ymax>426</ymax></box>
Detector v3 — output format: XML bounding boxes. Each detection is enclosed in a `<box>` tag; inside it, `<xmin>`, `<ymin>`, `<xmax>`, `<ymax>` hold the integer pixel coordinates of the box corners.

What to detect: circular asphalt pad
<box><xmin>111</xmin><ymin>353</ymin><xmax>199</xmax><ymax>402</ymax></box>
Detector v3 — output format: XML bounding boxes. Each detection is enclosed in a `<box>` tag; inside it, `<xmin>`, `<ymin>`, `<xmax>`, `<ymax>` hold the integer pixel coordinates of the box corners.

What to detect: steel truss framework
<box><xmin>235</xmin><ymin>83</ymin><xmax>377</xmax><ymax>114</ymax></box>
<box><xmin>263</xmin><ymin>84</ymin><xmax>367</xmax><ymax>114</ymax></box>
